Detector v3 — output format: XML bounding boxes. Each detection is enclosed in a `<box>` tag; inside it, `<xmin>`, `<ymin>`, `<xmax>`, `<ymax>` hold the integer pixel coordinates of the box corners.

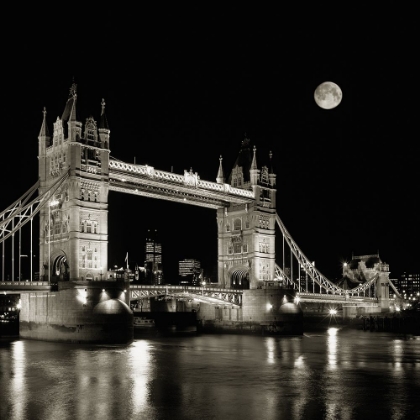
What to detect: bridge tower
<box><xmin>216</xmin><ymin>137</ymin><xmax>277</xmax><ymax>289</ymax></box>
<box><xmin>38</xmin><ymin>83</ymin><xmax>110</xmax><ymax>282</ymax></box>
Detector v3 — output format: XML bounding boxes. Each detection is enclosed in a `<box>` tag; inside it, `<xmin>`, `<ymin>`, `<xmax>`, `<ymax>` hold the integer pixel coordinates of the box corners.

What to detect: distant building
<box><xmin>144</xmin><ymin>229</ymin><xmax>163</xmax><ymax>284</ymax></box>
<box><xmin>394</xmin><ymin>272</ymin><xmax>420</xmax><ymax>302</ymax></box>
<box><xmin>297</xmin><ymin>261</ymin><xmax>316</xmax><ymax>292</ymax></box>
<box><xmin>179</xmin><ymin>259</ymin><xmax>201</xmax><ymax>286</ymax></box>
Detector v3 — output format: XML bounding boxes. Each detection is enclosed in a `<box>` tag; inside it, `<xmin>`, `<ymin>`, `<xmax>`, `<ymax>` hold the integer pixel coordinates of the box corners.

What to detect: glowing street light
<box><xmin>48</xmin><ymin>199</ymin><xmax>59</xmax><ymax>284</ymax></box>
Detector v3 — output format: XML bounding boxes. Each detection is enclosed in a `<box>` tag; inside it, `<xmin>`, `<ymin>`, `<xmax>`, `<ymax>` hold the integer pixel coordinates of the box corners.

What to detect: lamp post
<box><xmin>100</xmin><ymin>267</ymin><xmax>103</xmax><ymax>281</ymax></box>
<box><xmin>19</xmin><ymin>254</ymin><xmax>28</xmax><ymax>282</ymax></box>
<box><xmin>48</xmin><ymin>199</ymin><xmax>59</xmax><ymax>284</ymax></box>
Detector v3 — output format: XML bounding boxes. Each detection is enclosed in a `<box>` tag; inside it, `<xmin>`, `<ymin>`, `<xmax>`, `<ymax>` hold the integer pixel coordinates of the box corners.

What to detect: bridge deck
<box><xmin>0</xmin><ymin>281</ymin><xmax>50</xmax><ymax>292</ymax></box>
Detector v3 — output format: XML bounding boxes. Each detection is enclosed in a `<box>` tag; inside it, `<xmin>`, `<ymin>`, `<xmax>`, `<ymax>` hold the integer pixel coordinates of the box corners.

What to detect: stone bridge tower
<box><xmin>216</xmin><ymin>137</ymin><xmax>277</xmax><ymax>289</ymax></box>
<box><xmin>38</xmin><ymin>83</ymin><xmax>110</xmax><ymax>282</ymax></box>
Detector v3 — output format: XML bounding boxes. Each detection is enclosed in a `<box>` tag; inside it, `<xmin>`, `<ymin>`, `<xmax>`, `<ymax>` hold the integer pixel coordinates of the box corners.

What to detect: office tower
<box><xmin>144</xmin><ymin>229</ymin><xmax>163</xmax><ymax>284</ymax></box>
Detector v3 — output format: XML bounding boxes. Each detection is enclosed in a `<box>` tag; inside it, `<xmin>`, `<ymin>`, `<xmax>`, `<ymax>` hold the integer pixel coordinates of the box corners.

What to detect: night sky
<box><xmin>1</xmin><ymin>4</ymin><xmax>418</xmax><ymax>282</ymax></box>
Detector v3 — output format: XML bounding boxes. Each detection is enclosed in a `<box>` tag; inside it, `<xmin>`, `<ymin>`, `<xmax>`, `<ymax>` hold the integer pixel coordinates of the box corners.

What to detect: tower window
<box><xmin>234</xmin><ymin>243</ymin><xmax>242</xmax><ymax>254</ymax></box>
<box><xmin>233</xmin><ymin>218</ymin><xmax>241</xmax><ymax>231</ymax></box>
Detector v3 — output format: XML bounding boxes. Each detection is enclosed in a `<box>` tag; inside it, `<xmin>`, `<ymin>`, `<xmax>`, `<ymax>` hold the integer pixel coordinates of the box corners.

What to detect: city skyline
<box><xmin>1</xmin><ymin>4</ymin><xmax>418</xmax><ymax>283</ymax></box>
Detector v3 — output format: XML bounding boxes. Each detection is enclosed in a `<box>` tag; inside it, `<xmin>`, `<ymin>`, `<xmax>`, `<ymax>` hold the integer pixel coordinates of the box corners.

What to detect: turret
<box><xmin>38</xmin><ymin>107</ymin><xmax>50</xmax><ymax>158</ymax></box>
<box><xmin>98</xmin><ymin>98</ymin><xmax>110</xmax><ymax>150</ymax></box>
<box><xmin>216</xmin><ymin>155</ymin><xmax>225</xmax><ymax>184</ymax></box>
<box><xmin>268</xmin><ymin>151</ymin><xmax>276</xmax><ymax>188</ymax></box>
<box><xmin>249</xmin><ymin>145</ymin><xmax>260</xmax><ymax>187</ymax></box>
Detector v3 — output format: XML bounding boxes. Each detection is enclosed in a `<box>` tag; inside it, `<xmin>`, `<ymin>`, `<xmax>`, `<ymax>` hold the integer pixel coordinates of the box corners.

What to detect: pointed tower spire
<box><xmin>61</xmin><ymin>81</ymin><xmax>81</xmax><ymax>141</ymax></box>
<box><xmin>251</xmin><ymin>145</ymin><xmax>257</xmax><ymax>170</ymax></box>
<box><xmin>38</xmin><ymin>107</ymin><xmax>50</xmax><ymax>156</ymax></box>
<box><xmin>98</xmin><ymin>98</ymin><xmax>110</xmax><ymax>149</ymax></box>
<box><xmin>38</xmin><ymin>107</ymin><xmax>50</xmax><ymax>138</ymax></box>
<box><xmin>268</xmin><ymin>150</ymin><xmax>276</xmax><ymax>187</ymax></box>
<box><xmin>61</xmin><ymin>82</ymin><xmax>78</xmax><ymax>122</ymax></box>
<box><xmin>99</xmin><ymin>98</ymin><xmax>110</xmax><ymax>130</ymax></box>
<box><xmin>216</xmin><ymin>155</ymin><xmax>225</xmax><ymax>184</ymax></box>
<box><xmin>269</xmin><ymin>151</ymin><xmax>274</xmax><ymax>173</ymax></box>
<box><xmin>250</xmin><ymin>145</ymin><xmax>260</xmax><ymax>187</ymax></box>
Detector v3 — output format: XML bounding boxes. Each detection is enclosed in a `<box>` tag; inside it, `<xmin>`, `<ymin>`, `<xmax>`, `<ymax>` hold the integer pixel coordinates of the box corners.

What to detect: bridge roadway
<box><xmin>296</xmin><ymin>292</ymin><xmax>379</xmax><ymax>307</ymax></box>
<box><xmin>129</xmin><ymin>284</ymin><xmax>243</xmax><ymax>308</ymax></box>
<box><xmin>0</xmin><ymin>281</ymin><xmax>51</xmax><ymax>293</ymax></box>
<box><xmin>0</xmin><ymin>282</ymin><xmax>380</xmax><ymax>308</ymax></box>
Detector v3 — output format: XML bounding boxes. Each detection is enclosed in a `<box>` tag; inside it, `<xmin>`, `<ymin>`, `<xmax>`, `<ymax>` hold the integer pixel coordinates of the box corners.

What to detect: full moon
<box><xmin>314</xmin><ymin>81</ymin><xmax>342</xmax><ymax>109</ymax></box>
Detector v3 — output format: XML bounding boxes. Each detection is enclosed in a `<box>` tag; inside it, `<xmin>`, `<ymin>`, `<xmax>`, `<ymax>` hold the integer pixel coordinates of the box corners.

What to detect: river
<box><xmin>1</xmin><ymin>327</ymin><xmax>419</xmax><ymax>420</ymax></box>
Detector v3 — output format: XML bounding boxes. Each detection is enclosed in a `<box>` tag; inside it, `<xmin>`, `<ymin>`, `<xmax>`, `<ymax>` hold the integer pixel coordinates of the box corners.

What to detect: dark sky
<box><xmin>1</xmin><ymin>4</ymin><xmax>418</xmax><ymax>282</ymax></box>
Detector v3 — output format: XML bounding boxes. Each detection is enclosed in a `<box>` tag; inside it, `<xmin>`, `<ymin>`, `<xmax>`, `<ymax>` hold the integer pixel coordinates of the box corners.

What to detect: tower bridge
<box><xmin>0</xmin><ymin>82</ymin><xmax>404</xmax><ymax>342</ymax></box>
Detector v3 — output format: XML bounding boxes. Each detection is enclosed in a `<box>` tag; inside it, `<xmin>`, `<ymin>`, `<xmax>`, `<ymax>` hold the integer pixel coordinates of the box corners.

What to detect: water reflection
<box><xmin>0</xmin><ymin>330</ymin><xmax>419</xmax><ymax>420</ymax></box>
<box><xmin>11</xmin><ymin>341</ymin><xmax>26</xmax><ymax>420</ymax></box>
<box><xmin>327</xmin><ymin>327</ymin><xmax>338</xmax><ymax>368</ymax></box>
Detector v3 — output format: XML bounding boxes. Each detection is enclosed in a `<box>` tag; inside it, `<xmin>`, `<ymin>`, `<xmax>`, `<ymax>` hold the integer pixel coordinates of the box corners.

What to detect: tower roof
<box><xmin>61</xmin><ymin>82</ymin><xmax>79</xmax><ymax>123</ymax></box>
<box><xmin>227</xmin><ymin>135</ymin><xmax>253</xmax><ymax>184</ymax></box>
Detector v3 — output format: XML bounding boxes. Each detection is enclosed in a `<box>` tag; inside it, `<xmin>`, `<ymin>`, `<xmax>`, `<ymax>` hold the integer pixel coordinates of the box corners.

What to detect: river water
<box><xmin>1</xmin><ymin>328</ymin><xmax>419</xmax><ymax>420</ymax></box>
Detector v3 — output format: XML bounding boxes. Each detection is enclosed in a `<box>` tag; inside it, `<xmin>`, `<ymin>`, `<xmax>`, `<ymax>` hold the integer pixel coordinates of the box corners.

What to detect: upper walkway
<box><xmin>108</xmin><ymin>160</ymin><xmax>254</xmax><ymax>209</ymax></box>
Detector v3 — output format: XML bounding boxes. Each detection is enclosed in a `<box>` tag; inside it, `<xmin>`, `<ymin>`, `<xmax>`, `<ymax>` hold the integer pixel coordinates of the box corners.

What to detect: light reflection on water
<box><xmin>1</xmin><ymin>329</ymin><xmax>419</xmax><ymax>420</ymax></box>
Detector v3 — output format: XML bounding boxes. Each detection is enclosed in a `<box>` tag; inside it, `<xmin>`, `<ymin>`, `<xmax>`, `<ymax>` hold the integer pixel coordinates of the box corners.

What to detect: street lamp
<box><xmin>48</xmin><ymin>199</ymin><xmax>59</xmax><ymax>284</ymax></box>
<box><xmin>19</xmin><ymin>254</ymin><xmax>28</xmax><ymax>282</ymax></box>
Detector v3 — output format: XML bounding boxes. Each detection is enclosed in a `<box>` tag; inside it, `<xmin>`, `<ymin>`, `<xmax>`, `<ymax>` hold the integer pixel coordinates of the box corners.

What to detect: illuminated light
<box><xmin>123</xmin><ymin>290</ymin><xmax>126</xmax><ymax>293</ymax></box>
<box><xmin>328</xmin><ymin>327</ymin><xmax>339</xmax><ymax>336</ymax></box>
<box><xmin>77</xmin><ymin>289</ymin><xmax>88</xmax><ymax>305</ymax></box>
<box><xmin>294</xmin><ymin>296</ymin><xmax>301</xmax><ymax>305</ymax></box>
<box><xmin>16</xmin><ymin>299</ymin><xmax>22</xmax><ymax>310</ymax></box>
<box><xmin>102</xmin><ymin>289</ymin><xmax>105</xmax><ymax>292</ymax></box>
<box><xmin>266</xmin><ymin>303</ymin><xmax>273</xmax><ymax>310</ymax></box>
<box><xmin>329</xmin><ymin>309</ymin><xmax>337</xmax><ymax>315</ymax></box>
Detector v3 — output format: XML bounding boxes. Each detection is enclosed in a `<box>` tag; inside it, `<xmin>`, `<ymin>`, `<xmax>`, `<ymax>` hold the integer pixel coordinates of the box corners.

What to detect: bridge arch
<box><xmin>229</xmin><ymin>266</ymin><xmax>250</xmax><ymax>289</ymax></box>
<box><xmin>51</xmin><ymin>251</ymin><xmax>70</xmax><ymax>281</ymax></box>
